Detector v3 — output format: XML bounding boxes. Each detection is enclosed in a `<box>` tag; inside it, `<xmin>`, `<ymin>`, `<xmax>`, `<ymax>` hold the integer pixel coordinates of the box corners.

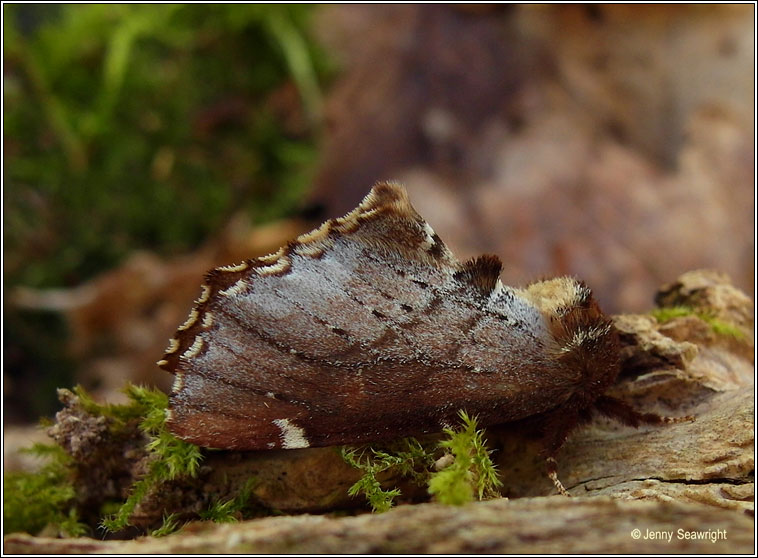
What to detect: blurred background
<box><xmin>3</xmin><ymin>5</ymin><xmax>754</xmax><ymax>434</ymax></box>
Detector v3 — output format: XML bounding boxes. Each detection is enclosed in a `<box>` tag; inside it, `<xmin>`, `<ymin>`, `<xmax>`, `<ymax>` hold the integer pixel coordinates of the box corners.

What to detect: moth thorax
<box><xmin>527</xmin><ymin>277</ymin><xmax>622</xmax><ymax>405</ymax></box>
<box><xmin>556</xmin><ymin>307</ymin><xmax>621</xmax><ymax>408</ymax></box>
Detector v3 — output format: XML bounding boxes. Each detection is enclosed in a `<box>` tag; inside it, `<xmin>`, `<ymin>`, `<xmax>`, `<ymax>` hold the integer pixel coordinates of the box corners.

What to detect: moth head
<box><xmin>525</xmin><ymin>278</ymin><xmax>621</xmax><ymax>404</ymax></box>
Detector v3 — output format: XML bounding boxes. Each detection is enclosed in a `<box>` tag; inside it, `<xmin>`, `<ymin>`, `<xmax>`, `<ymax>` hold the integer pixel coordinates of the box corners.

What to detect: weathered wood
<box><xmin>4</xmin><ymin>270</ymin><xmax>754</xmax><ymax>553</ymax></box>
<box><xmin>4</xmin><ymin>497</ymin><xmax>753</xmax><ymax>554</ymax></box>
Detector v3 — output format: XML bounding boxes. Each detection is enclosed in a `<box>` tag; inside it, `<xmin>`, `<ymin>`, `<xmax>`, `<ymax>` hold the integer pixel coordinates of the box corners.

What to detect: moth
<box><xmin>159</xmin><ymin>182</ymin><xmax>675</xmax><ymax>495</ymax></box>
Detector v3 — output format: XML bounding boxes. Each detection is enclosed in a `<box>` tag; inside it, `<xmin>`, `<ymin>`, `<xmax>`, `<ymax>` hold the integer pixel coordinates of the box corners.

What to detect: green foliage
<box><xmin>73</xmin><ymin>384</ymin><xmax>203</xmax><ymax>485</ymax></box>
<box><xmin>71</xmin><ymin>384</ymin><xmax>203</xmax><ymax>481</ymax></box>
<box><xmin>651</xmin><ymin>305</ymin><xmax>746</xmax><ymax>340</ymax></box>
<box><xmin>199</xmin><ymin>478</ymin><xmax>258</xmax><ymax>523</ymax></box>
<box><xmin>342</xmin><ymin>415</ymin><xmax>502</xmax><ymax>512</ymax></box>
<box><xmin>5</xmin><ymin>384</ymin><xmax>267</xmax><ymax>537</ymax></box>
<box><xmin>342</xmin><ymin>449</ymin><xmax>402</xmax><ymax>513</ymax></box>
<box><xmin>127</xmin><ymin>384</ymin><xmax>203</xmax><ymax>479</ymax></box>
<box><xmin>428</xmin><ymin>411</ymin><xmax>502</xmax><ymax>506</ymax></box>
<box><xmin>101</xmin><ymin>384</ymin><xmax>203</xmax><ymax>532</ymax></box>
<box><xmin>341</xmin><ymin>438</ymin><xmax>436</xmax><ymax>513</ymax></box>
<box><xmin>4</xmin><ymin>5</ymin><xmax>332</xmax><ymax>419</ymax></box>
<box><xmin>4</xmin><ymin>4</ymin><xmax>330</xmax><ymax>290</ymax></box>
<box><xmin>3</xmin><ymin>443</ymin><xmax>87</xmax><ymax>536</ymax></box>
<box><xmin>72</xmin><ymin>384</ymin><xmax>145</xmax><ymax>424</ymax></box>
<box><xmin>150</xmin><ymin>513</ymin><xmax>182</xmax><ymax>537</ymax></box>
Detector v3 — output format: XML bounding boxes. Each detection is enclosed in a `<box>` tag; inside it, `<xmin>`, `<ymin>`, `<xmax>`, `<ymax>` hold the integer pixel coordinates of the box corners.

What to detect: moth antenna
<box><xmin>594</xmin><ymin>396</ymin><xmax>695</xmax><ymax>427</ymax></box>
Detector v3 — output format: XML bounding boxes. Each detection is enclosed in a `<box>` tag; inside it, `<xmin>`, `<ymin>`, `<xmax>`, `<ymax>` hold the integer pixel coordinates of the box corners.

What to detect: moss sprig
<box><xmin>341</xmin><ymin>438</ymin><xmax>435</xmax><ymax>513</ymax></box>
<box><xmin>341</xmin><ymin>448</ymin><xmax>404</xmax><ymax>513</ymax></box>
<box><xmin>428</xmin><ymin>411</ymin><xmax>502</xmax><ymax>506</ymax></box>
<box><xmin>150</xmin><ymin>513</ymin><xmax>182</xmax><ymax>537</ymax></box>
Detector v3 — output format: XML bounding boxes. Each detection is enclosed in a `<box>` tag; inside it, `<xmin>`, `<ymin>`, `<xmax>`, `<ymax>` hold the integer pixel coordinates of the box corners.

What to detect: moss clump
<box><xmin>6</xmin><ymin>383</ymin><xmax>273</xmax><ymax>537</ymax></box>
<box><xmin>101</xmin><ymin>385</ymin><xmax>203</xmax><ymax>532</ymax></box>
<box><xmin>428</xmin><ymin>411</ymin><xmax>502</xmax><ymax>506</ymax></box>
<box><xmin>71</xmin><ymin>383</ymin><xmax>150</xmax><ymax>427</ymax></box>
<box><xmin>199</xmin><ymin>478</ymin><xmax>258</xmax><ymax>523</ymax></box>
<box><xmin>651</xmin><ymin>305</ymin><xmax>746</xmax><ymax>341</ymax></box>
<box><xmin>3</xmin><ymin>443</ymin><xmax>87</xmax><ymax>536</ymax></box>
<box><xmin>342</xmin><ymin>412</ymin><xmax>502</xmax><ymax>512</ymax></box>
<box><xmin>131</xmin><ymin>476</ymin><xmax>258</xmax><ymax>537</ymax></box>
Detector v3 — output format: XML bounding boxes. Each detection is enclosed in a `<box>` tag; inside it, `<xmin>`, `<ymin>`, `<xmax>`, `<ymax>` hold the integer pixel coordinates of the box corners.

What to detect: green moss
<box><xmin>3</xmin><ymin>443</ymin><xmax>87</xmax><ymax>536</ymax></box>
<box><xmin>650</xmin><ymin>306</ymin><xmax>696</xmax><ymax>323</ymax></box>
<box><xmin>341</xmin><ymin>438</ymin><xmax>436</xmax><ymax>513</ymax></box>
<box><xmin>4</xmin><ymin>4</ymin><xmax>331</xmax><ymax>292</ymax></box>
<box><xmin>342</xmin><ymin>413</ymin><xmax>502</xmax><ymax>512</ymax></box>
<box><xmin>341</xmin><ymin>447</ymin><xmax>405</xmax><ymax>513</ymax></box>
<box><xmin>72</xmin><ymin>384</ymin><xmax>144</xmax><ymax>424</ymax></box>
<box><xmin>706</xmin><ymin>318</ymin><xmax>746</xmax><ymax>340</ymax></box>
<box><xmin>96</xmin><ymin>384</ymin><xmax>261</xmax><ymax>533</ymax></box>
<box><xmin>428</xmin><ymin>411</ymin><xmax>502</xmax><ymax>506</ymax></box>
<box><xmin>70</xmin><ymin>383</ymin><xmax>202</xmax><ymax>533</ymax></box>
<box><xmin>6</xmin><ymin>383</ymin><xmax>274</xmax><ymax>536</ymax></box>
<box><xmin>651</xmin><ymin>305</ymin><xmax>746</xmax><ymax>341</ymax></box>
<box><xmin>4</xmin><ymin>3</ymin><xmax>334</xmax><ymax>420</ymax></box>
<box><xmin>199</xmin><ymin>478</ymin><xmax>258</xmax><ymax>523</ymax></box>
<box><xmin>101</xmin><ymin>384</ymin><xmax>203</xmax><ymax>532</ymax></box>
<box><xmin>150</xmin><ymin>513</ymin><xmax>182</xmax><ymax>537</ymax></box>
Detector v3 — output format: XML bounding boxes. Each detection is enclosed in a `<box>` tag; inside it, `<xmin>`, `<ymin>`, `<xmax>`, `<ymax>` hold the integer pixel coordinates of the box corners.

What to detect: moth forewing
<box><xmin>161</xmin><ymin>181</ymin><xmax>660</xmax><ymax>494</ymax></box>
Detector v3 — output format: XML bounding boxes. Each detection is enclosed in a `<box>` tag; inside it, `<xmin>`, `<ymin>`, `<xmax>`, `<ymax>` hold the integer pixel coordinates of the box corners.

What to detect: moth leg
<box><xmin>594</xmin><ymin>395</ymin><xmax>694</xmax><ymax>427</ymax></box>
<box><xmin>546</xmin><ymin>456</ymin><xmax>570</xmax><ymax>497</ymax></box>
<box><xmin>539</xmin><ymin>409</ymin><xmax>586</xmax><ymax>497</ymax></box>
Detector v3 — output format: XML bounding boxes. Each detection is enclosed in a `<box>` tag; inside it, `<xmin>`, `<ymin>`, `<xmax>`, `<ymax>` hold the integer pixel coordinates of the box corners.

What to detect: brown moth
<box><xmin>159</xmin><ymin>181</ymin><xmax>674</xmax><ymax>495</ymax></box>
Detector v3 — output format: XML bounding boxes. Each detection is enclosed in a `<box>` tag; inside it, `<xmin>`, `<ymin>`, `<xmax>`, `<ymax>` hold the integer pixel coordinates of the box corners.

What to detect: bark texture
<box><xmin>5</xmin><ymin>497</ymin><xmax>754</xmax><ymax>554</ymax></box>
